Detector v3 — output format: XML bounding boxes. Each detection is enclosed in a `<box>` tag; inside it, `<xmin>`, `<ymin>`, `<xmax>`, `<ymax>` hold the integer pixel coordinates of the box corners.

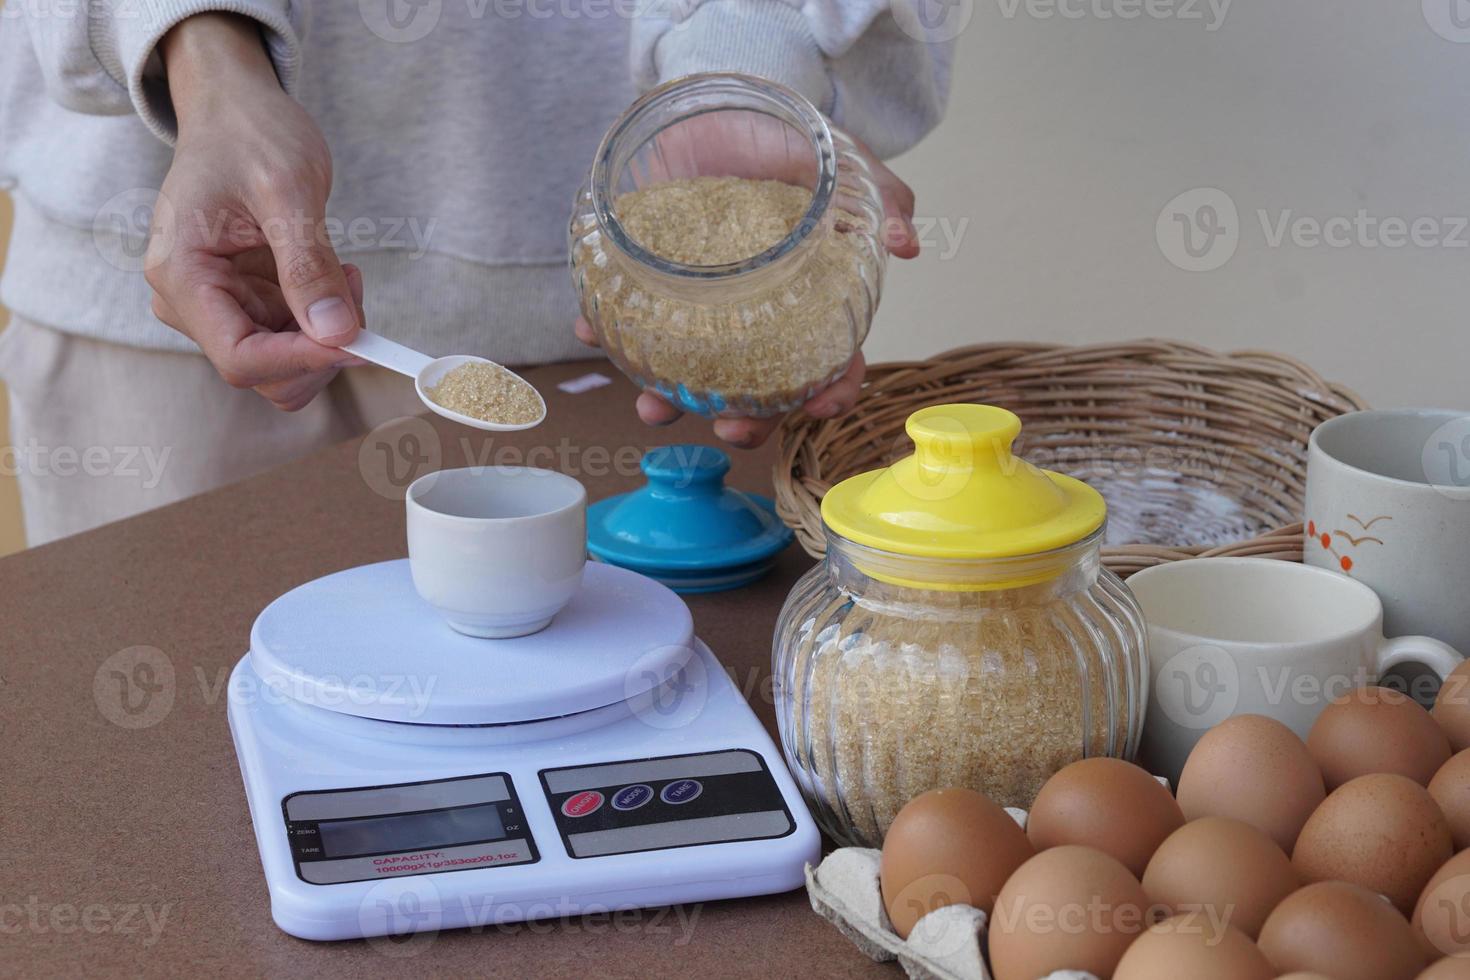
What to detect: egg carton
<box><xmin>807</xmin><ymin>769</ymin><xmax>1173</xmax><ymax>980</ymax></box>
<box><xmin>805</xmin><ymin>806</ymin><xmax>1098</xmax><ymax>980</ymax></box>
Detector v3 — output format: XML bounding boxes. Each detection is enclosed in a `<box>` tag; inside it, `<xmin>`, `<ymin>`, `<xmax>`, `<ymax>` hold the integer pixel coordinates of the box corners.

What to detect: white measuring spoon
<box><xmin>343</xmin><ymin>331</ymin><xmax>546</xmax><ymax>432</ymax></box>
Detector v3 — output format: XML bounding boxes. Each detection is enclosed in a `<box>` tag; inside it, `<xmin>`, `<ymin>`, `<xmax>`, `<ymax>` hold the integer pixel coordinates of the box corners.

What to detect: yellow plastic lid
<box><xmin>821</xmin><ymin>404</ymin><xmax>1106</xmax><ymax>562</ymax></box>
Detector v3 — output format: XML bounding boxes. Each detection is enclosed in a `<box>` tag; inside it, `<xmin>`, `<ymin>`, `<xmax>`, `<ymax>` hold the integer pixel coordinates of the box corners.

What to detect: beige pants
<box><xmin>0</xmin><ymin>316</ymin><xmax>425</xmax><ymax>546</ymax></box>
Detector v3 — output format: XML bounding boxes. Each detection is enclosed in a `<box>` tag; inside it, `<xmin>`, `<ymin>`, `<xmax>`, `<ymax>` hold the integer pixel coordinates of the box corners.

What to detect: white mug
<box><xmin>1305</xmin><ymin>408</ymin><xmax>1470</xmax><ymax>653</ymax></box>
<box><xmin>406</xmin><ymin>467</ymin><xmax>587</xmax><ymax>638</ymax></box>
<box><xmin>1130</xmin><ymin>557</ymin><xmax>1463</xmax><ymax>785</ymax></box>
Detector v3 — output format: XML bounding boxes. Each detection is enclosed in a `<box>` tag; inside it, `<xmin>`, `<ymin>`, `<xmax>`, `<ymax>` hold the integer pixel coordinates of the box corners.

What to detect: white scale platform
<box><xmin>228</xmin><ymin>560</ymin><xmax>819</xmax><ymax>941</ymax></box>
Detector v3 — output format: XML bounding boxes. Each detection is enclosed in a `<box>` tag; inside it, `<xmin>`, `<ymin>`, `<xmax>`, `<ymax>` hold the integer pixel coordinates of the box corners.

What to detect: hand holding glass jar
<box><xmin>570</xmin><ymin>73</ymin><xmax>921</xmax><ymax>449</ymax></box>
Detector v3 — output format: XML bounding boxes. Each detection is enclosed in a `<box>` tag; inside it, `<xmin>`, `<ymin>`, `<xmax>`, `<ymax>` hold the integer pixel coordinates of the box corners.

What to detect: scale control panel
<box><xmin>278</xmin><ymin>750</ymin><xmax>795</xmax><ymax>884</ymax></box>
<box><xmin>282</xmin><ymin>773</ymin><xmax>538</xmax><ymax>884</ymax></box>
<box><xmin>539</xmin><ymin>749</ymin><xmax>795</xmax><ymax>858</ymax></box>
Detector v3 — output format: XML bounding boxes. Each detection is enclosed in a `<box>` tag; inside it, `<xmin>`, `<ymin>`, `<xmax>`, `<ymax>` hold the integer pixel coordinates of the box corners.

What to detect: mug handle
<box><xmin>1375</xmin><ymin>635</ymin><xmax>1465</xmax><ymax>682</ymax></box>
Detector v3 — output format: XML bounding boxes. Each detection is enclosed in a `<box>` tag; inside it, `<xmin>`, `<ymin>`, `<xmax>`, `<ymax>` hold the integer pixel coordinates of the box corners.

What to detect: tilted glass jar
<box><xmin>569</xmin><ymin>72</ymin><xmax>887</xmax><ymax>418</ymax></box>
<box><xmin>772</xmin><ymin>405</ymin><xmax>1149</xmax><ymax>847</ymax></box>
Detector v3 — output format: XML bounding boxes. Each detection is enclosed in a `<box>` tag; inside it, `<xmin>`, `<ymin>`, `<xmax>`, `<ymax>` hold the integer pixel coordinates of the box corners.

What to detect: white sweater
<box><xmin>0</xmin><ymin>0</ymin><xmax>952</xmax><ymax>361</ymax></box>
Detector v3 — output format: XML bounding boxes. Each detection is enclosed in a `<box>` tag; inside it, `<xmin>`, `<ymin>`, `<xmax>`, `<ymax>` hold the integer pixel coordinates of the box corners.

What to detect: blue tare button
<box><xmin>660</xmin><ymin>779</ymin><xmax>703</xmax><ymax>805</ymax></box>
<box><xmin>611</xmin><ymin>784</ymin><xmax>654</xmax><ymax>811</ymax></box>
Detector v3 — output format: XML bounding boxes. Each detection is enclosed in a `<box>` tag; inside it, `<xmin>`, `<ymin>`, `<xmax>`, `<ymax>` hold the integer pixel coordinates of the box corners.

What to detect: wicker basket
<box><xmin>773</xmin><ymin>340</ymin><xmax>1369</xmax><ymax>578</ymax></box>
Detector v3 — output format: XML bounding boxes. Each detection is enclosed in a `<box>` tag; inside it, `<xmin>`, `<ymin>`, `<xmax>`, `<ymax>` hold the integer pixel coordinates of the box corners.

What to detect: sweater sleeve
<box><xmin>632</xmin><ymin>0</ymin><xmax>954</xmax><ymax>160</ymax></box>
<box><xmin>19</xmin><ymin>0</ymin><xmax>302</xmax><ymax>144</ymax></box>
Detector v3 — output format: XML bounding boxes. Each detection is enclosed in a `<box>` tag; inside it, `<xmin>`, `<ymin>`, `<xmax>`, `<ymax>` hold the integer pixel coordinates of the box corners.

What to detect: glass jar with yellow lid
<box><xmin>772</xmin><ymin>404</ymin><xmax>1149</xmax><ymax>847</ymax></box>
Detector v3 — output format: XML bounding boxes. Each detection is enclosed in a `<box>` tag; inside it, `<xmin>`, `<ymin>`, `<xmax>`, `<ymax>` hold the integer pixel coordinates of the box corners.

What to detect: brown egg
<box><xmin>1176</xmin><ymin>714</ymin><xmax>1326</xmax><ymax>852</ymax></box>
<box><xmin>1142</xmin><ymin>816</ymin><xmax>1298</xmax><ymax>938</ymax></box>
<box><xmin>988</xmin><ymin>845</ymin><xmax>1153</xmax><ymax>980</ymax></box>
<box><xmin>1258</xmin><ymin>881</ymin><xmax>1426</xmax><ymax>980</ymax></box>
<box><xmin>1026</xmin><ymin>757</ymin><xmax>1184</xmax><ymax>877</ymax></box>
<box><xmin>1114</xmin><ymin>912</ymin><xmax>1274</xmax><ymax>980</ymax></box>
<box><xmin>879</xmin><ymin>787</ymin><xmax>1034</xmax><ymax>938</ymax></box>
<box><xmin>1419</xmin><ymin>957</ymin><xmax>1470</xmax><ymax>980</ymax></box>
<box><xmin>1434</xmin><ymin>660</ymin><xmax>1470</xmax><ymax>753</ymax></box>
<box><xmin>1308</xmin><ymin>686</ymin><xmax>1452</xmax><ymax>790</ymax></box>
<box><xmin>1293</xmin><ymin>773</ymin><xmax>1454</xmax><ymax>915</ymax></box>
<box><xmin>1428</xmin><ymin>749</ymin><xmax>1470</xmax><ymax>851</ymax></box>
<box><xmin>1413</xmin><ymin>849</ymin><xmax>1470</xmax><ymax>961</ymax></box>
<box><xmin>1275</xmin><ymin>974</ymin><xmax>1336</xmax><ymax>980</ymax></box>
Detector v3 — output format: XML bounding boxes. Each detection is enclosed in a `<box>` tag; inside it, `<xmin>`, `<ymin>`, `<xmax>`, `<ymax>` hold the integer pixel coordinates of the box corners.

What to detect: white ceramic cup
<box><xmin>406</xmin><ymin>466</ymin><xmax>587</xmax><ymax>638</ymax></box>
<box><xmin>1305</xmin><ymin>408</ymin><xmax>1470</xmax><ymax>654</ymax></box>
<box><xmin>1130</xmin><ymin>557</ymin><xmax>1463</xmax><ymax>785</ymax></box>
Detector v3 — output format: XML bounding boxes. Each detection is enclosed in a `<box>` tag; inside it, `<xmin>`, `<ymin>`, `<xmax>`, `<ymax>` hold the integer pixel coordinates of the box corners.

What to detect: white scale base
<box><xmin>228</xmin><ymin>560</ymin><xmax>819</xmax><ymax>941</ymax></box>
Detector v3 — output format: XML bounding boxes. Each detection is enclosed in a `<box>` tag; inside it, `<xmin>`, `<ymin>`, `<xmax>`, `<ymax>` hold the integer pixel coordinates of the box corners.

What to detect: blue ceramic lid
<box><xmin>587</xmin><ymin>445</ymin><xmax>794</xmax><ymax>593</ymax></box>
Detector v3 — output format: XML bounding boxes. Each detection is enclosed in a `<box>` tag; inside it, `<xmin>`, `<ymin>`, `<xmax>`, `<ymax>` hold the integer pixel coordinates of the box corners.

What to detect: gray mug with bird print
<box><xmin>1306</xmin><ymin>408</ymin><xmax>1470</xmax><ymax>657</ymax></box>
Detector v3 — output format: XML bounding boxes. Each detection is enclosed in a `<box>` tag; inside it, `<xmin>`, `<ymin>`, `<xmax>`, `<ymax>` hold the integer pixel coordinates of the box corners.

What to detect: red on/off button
<box><xmin>561</xmin><ymin>790</ymin><xmax>604</xmax><ymax>817</ymax></box>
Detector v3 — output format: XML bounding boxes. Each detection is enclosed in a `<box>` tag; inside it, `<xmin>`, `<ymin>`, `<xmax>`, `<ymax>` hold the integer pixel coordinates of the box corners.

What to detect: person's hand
<box><xmin>146</xmin><ymin>13</ymin><xmax>363</xmax><ymax>411</ymax></box>
<box><xmin>574</xmin><ymin>115</ymin><xmax>920</xmax><ymax>449</ymax></box>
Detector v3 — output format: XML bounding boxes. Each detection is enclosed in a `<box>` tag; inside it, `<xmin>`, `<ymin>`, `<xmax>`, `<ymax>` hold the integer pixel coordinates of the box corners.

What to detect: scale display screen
<box><xmin>282</xmin><ymin>772</ymin><xmax>538</xmax><ymax>884</ymax></box>
<box><xmin>318</xmin><ymin>802</ymin><xmax>506</xmax><ymax>859</ymax></box>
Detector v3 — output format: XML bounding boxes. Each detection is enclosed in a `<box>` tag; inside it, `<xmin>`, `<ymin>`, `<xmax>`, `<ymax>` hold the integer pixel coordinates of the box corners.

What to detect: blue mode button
<box><xmin>660</xmin><ymin>779</ymin><xmax>703</xmax><ymax>805</ymax></box>
<box><xmin>611</xmin><ymin>784</ymin><xmax>654</xmax><ymax>811</ymax></box>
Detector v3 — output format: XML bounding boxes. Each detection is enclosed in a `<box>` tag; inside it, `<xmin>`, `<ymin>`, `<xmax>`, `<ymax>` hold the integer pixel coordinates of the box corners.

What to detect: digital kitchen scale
<box><xmin>227</xmin><ymin>560</ymin><xmax>820</xmax><ymax>940</ymax></box>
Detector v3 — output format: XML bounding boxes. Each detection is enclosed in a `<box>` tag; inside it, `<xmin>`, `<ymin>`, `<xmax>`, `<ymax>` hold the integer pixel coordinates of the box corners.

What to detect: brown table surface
<box><xmin>1</xmin><ymin>362</ymin><xmax>889</xmax><ymax>978</ymax></box>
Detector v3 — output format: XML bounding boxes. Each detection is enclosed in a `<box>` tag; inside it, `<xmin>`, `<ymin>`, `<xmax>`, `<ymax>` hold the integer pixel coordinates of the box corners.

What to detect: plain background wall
<box><xmin>2</xmin><ymin>0</ymin><xmax>1467</xmax><ymax>552</ymax></box>
<box><xmin>869</xmin><ymin>0</ymin><xmax>1470</xmax><ymax>409</ymax></box>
